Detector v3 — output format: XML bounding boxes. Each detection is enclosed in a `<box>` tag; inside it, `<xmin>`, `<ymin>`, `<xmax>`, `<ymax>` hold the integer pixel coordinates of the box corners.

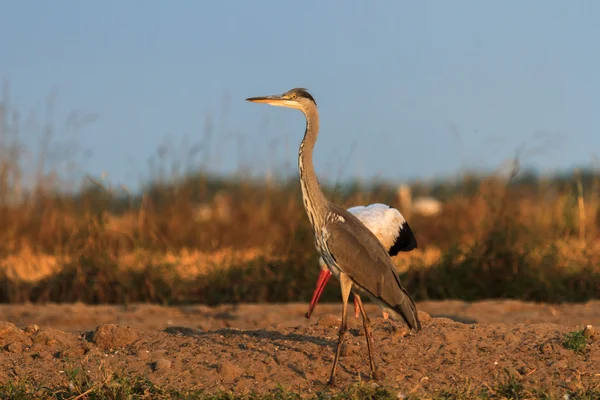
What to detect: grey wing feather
<box><xmin>325</xmin><ymin>208</ymin><xmax>421</xmax><ymax>331</ymax></box>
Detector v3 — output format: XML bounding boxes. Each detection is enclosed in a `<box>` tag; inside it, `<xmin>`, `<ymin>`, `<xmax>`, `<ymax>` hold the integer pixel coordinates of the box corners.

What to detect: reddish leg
<box><xmin>305</xmin><ymin>269</ymin><xmax>332</xmax><ymax>319</ymax></box>
<box><xmin>306</xmin><ymin>270</ymin><xmax>362</xmax><ymax>320</ymax></box>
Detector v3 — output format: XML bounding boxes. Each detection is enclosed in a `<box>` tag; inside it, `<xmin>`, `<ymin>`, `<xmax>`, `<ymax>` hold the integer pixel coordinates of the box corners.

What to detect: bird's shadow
<box><xmin>164</xmin><ymin>326</ymin><xmax>367</xmax><ymax>381</ymax></box>
<box><xmin>428</xmin><ymin>314</ymin><xmax>477</xmax><ymax>324</ymax></box>
<box><xmin>166</xmin><ymin>326</ymin><xmax>334</xmax><ymax>347</ymax></box>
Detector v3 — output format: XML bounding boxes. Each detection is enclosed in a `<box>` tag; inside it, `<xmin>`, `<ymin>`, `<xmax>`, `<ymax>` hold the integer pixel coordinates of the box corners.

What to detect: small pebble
<box><xmin>583</xmin><ymin>325</ymin><xmax>599</xmax><ymax>341</ymax></box>
<box><xmin>539</xmin><ymin>341</ymin><xmax>553</xmax><ymax>354</ymax></box>
<box><xmin>24</xmin><ymin>325</ymin><xmax>40</xmax><ymax>335</ymax></box>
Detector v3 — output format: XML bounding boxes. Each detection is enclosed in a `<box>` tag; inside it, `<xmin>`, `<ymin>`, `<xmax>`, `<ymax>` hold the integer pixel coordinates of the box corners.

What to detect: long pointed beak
<box><xmin>246</xmin><ymin>95</ymin><xmax>283</xmax><ymax>103</ymax></box>
<box><xmin>246</xmin><ymin>95</ymin><xmax>299</xmax><ymax>109</ymax></box>
<box><xmin>305</xmin><ymin>269</ymin><xmax>332</xmax><ymax>319</ymax></box>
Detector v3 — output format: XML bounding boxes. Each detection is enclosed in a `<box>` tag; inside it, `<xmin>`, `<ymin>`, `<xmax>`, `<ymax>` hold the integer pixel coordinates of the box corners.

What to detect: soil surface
<box><xmin>2</xmin><ymin>300</ymin><xmax>600</xmax><ymax>333</ymax></box>
<box><xmin>1</xmin><ymin>300</ymin><xmax>599</xmax><ymax>397</ymax></box>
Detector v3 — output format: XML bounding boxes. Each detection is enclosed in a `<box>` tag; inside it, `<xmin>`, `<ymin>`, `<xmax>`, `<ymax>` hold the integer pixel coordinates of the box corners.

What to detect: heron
<box><xmin>247</xmin><ymin>88</ymin><xmax>421</xmax><ymax>385</ymax></box>
<box><xmin>305</xmin><ymin>203</ymin><xmax>417</xmax><ymax>320</ymax></box>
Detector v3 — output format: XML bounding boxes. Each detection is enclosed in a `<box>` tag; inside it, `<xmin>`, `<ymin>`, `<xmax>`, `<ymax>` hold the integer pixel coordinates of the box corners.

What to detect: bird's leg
<box><xmin>328</xmin><ymin>273</ymin><xmax>352</xmax><ymax>386</ymax></box>
<box><xmin>353</xmin><ymin>296</ymin><xmax>360</xmax><ymax>318</ymax></box>
<box><xmin>355</xmin><ymin>295</ymin><xmax>379</xmax><ymax>380</ymax></box>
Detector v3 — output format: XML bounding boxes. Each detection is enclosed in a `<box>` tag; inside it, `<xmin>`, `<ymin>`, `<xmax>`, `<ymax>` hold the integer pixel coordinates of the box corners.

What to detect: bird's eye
<box><xmin>289</xmin><ymin>94</ymin><xmax>297</xmax><ymax>99</ymax></box>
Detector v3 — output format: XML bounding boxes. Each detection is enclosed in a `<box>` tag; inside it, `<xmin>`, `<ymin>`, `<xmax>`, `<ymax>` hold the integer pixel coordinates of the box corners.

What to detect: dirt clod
<box><xmin>316</xmin><ymin>314</ymin><xmax>341</xmax><ymax>327</ymax></box>
<box><xmin>502</xmin><ymin>331</ymin><xmax>520</xmax><ymax>346</ymax></box>
<box><xmin>5</xmin><ymin>342</ymin><xmax>23</xmax><ymax>353</ymax></box>
<box><xmin>137</xmin><ymin>350</ymin><xmax>151</xmax><ymax>361</ymax></box>
<box><xmin>417</xmin><ymin>310</ymin><xmax>432</xmax><ymax>323</ymax></box>
<box><xmin>217</xmin><ymin>360</ymin><xmax>244</xmax><ymax>381</ymax></box>
<box><xmin>391</xmin><ymin>325</ymin><xmax>410</xmax><ymax>337</ymax></box>
<box><xmin>552</xmin><ymin>359</ymin><xmax>568</xmax><ymax>369</ymax></box>
<box><xmin>152</xmin><ymin>358</ymin><xmax>171</xmax><ymax>373</ymax></box>
<box><xmin>31</xmin><ymin>327</ymin><xmax>83</xmax><ymax>358</ymax></box>
<box><xmin>0</xmin><ymin>322</ymin><xmax>31</xmax><ymax>348</ymax></box>
<box><xmin>91</xmin><ymin>324</ymin><xmax>138</xmax><ymax>350</ymax></box>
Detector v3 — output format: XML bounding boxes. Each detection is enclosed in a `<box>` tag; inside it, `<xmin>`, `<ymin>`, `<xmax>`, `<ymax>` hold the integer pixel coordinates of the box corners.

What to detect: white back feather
<box><xmin>317</xmin><ymin>203</ymin><xmax>408</xmax><ymax>270</ymax></box>
<box><xmin>347</xmin><ymin>203</ymin><xmax>407</xmax><ymax>251</ymax></box>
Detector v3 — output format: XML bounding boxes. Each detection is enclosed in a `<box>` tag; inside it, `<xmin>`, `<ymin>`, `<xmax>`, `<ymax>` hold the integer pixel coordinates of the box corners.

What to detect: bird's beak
<box><xmin>304</xmin><ymin>269</ymin><xmax>332</xmax><ymax>319</ymax></box>
<box><xmin>246</xmin><ymin>95</ymin><xmax>299</xmax><ymax>109</ymax></box>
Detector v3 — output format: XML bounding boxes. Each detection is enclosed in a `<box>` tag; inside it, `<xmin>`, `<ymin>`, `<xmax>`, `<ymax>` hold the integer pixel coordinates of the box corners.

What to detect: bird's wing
<box><xmin>323</xmin><ymin>212</ymin><xmax>421</xmax><ymax>331</ymax></box>
<box><xmin>387</xmin><ymin>217</ymin><xmax>418</xmax><ymax>256</ymax></box>
<box><xmin>348</xmin><ymin>204</ymin><xmax>417</xmax><ymax>256</ymax></box>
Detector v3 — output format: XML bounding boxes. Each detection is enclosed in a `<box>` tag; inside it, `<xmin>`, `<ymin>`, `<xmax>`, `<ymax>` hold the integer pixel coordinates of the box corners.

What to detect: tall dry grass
<box><xmin>1</xmin><ymin>91</ymin><xmax>599</xmax><ymax>304</ymax></box>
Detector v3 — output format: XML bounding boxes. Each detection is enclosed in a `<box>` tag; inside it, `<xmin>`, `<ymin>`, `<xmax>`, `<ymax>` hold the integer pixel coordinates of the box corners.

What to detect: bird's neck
<box><xmin>299</xmin><ymin>108</ymin><xmax>328</xmax><ymax>230</ymax></box>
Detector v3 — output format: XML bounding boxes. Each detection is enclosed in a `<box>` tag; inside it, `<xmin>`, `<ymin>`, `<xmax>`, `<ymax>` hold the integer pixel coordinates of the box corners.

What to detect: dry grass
<box><xmin>1</xmin><ymin>94</ymin><xmax>600</xmax><ymax>304</ymax></box>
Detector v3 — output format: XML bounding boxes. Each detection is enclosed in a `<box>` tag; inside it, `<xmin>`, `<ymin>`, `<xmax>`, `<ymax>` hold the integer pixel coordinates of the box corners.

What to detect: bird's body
<box><xmin>315</xmin><ymin>203</ymin><xmax>420</xmax><ymax>328</ymax></box>
<box><xmin>306</xmin><ymin>203</ymin><xmax>417</xmax><ymax>320</ymax></box>
<box><xmin>246</xmin><ymin>88</ymin><xmax>421</xmax><ymax>385</ymax></box>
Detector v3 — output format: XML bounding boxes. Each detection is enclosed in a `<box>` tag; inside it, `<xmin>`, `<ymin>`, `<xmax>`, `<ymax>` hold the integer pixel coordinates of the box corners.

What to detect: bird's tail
<box><xmin>389</xmin><ymin>286</ymin><xmax>421</xmax><ymax>331</ymax></box>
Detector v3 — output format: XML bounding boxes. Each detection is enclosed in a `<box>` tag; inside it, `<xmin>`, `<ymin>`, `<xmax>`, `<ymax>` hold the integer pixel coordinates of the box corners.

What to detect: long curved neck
<box><xmin>299</xmin><ymin>106</ymin><xmax>328</xmax><ymax>230</ymax></box>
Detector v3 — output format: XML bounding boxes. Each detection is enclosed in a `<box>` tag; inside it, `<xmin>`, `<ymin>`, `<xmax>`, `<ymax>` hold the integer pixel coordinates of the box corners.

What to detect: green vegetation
<box><xmin>563</xmin><ymin>328</ymin><xmax>590</xmax><ymax>353</ymax></box>
<box><xmin>1</xmin><ymin>372</ymin><xmax>599</xmax><ymax>400</ymax></box>
<box><xmin>487</xmin><ymin>372</ymin><xmax>524</xmax><ymax>399</ymax></box>
<box><xmin>0</xmin><ymin>370</ymin><xmax>402</xmax><ymax>400</ymax></box>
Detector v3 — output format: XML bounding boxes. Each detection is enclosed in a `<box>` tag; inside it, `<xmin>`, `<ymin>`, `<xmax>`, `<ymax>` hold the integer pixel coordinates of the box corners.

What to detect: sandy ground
<box><xmin>1</xmin><ymin>300</ymin><xmax>599</xmax><ymax>397</ymax></box>
<box><xmin>1</xmin><ymin>300</ymin><xmax>599</xmax><ymax>332</ymax></box>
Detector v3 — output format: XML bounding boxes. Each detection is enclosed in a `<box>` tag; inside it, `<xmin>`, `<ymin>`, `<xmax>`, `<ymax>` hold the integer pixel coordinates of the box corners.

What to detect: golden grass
<box><xmin>0</xmin><ymin>247</ymin><xmax>273</xmax><ymax>282</ymax></box>
<box><xmin>2</xmin><ymin>94</ymin><xmax>600</xmax><ymax>303</ymax></box>
<box><xmin>2</xmin><ymin>236</ymin><xmax>597</xmax><ymax>285</ymax></box>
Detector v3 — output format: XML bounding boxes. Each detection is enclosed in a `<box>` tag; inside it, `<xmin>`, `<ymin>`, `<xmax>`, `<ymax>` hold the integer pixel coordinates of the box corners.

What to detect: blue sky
<box><xmin>1</xmin><ymin>1</ymin><xmax>599</xmax><ymax>190</ymax></box>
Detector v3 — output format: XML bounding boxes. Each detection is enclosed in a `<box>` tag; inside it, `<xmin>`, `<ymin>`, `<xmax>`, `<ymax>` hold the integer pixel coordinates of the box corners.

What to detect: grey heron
<box><xmin>247</xmin><ymin>88</ymin><xmax>421</xmax><ymax>385</ymax></box>
<box><xmin>306</xmin><ymin>203</ymin><xmax>417</xmax><ymax>320</ymax></box>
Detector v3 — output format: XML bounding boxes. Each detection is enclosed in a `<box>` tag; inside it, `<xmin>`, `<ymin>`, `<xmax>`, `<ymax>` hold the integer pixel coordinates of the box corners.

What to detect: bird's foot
<box><xmin>371</xmin><ymin>369</ymin><xmax>384</xmax><ymax>381</ymax></box>
<box><xmin>327</xmin><ymin>376</ymin><xmax>337</xmax><ymax>386</ymax></box>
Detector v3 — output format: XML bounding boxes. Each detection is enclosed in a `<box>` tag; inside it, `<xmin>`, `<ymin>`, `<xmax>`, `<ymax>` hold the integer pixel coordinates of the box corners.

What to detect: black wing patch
<box><xmin>388</xmin><ymin>221</ymin><xmax>418</xmax><ymax>257</ymax></box>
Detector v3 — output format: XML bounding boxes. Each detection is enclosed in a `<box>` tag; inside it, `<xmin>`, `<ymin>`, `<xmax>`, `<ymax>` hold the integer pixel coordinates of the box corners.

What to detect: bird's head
<box><xmin>246</xmin><ymin>88</ymin><xmax>316</xmax><ymax>112</ymax></box>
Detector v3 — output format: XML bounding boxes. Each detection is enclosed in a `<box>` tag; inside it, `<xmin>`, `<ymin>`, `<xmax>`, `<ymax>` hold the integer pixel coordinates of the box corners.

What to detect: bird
<box><xmin>397</xmin><ymin>184</ymin><xmax>442</xmax><ymax>217</ymax></box>
<box><xmin>305</xmin><ymin>203</ymin><xmax>417</xmax><ymax>320</ymax></box>
<box><xmin>246</xmin><ymin>88</ymin><xmax>421</xmax><ymax>385</ymax></box>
